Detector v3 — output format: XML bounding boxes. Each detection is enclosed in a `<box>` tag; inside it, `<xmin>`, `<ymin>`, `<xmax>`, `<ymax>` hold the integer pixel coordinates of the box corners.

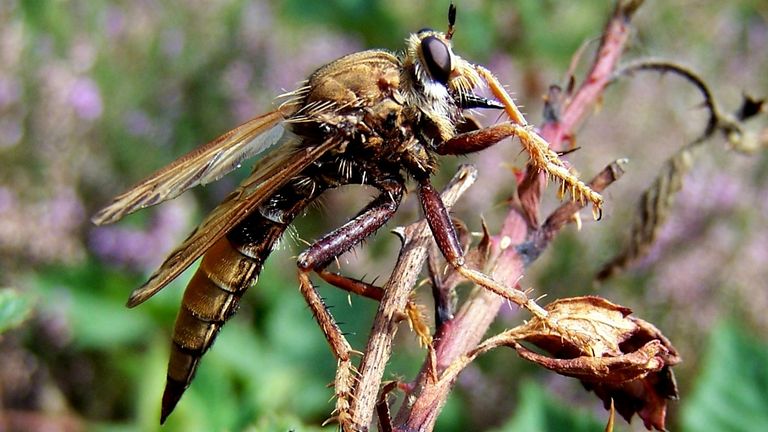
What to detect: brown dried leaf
<box><xmin>584</xmin><ymin>364</ymin><xmax>679</xmax><ymax>432</ymax></box>
<box><xmin>513</xmin><ymin>296</ymin><xmax>636</xmax><ymax>357</ymax></box>
<box><xmin>596</xmin><ymin>146</ymin><xmax>696</xmax><ymax>281</ymax></box>
<box><xmin>515</xmin><ymin>339</ymin><xmax>669</xmax><ymax>384</ymax></box>
<box><xmin>584</xmin><ymin>318</ymin><xmax>681</xmax><ymax>431</ymax></box>
<box><xmin>509</xmin><ymin>296</ymin><xmax>680</xmax><ymax>431</ymax></box>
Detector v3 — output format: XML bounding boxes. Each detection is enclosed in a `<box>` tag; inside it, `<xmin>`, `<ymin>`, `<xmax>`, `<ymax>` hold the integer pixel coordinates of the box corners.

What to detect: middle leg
<box><xmin>417</xmin><ymin>176</ymin><xmax>549</xmax><ymax>319</ymax></box>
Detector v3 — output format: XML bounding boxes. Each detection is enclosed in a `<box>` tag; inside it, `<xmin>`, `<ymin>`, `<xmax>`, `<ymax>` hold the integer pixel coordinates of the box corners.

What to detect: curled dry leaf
<box><xmin>509</xmin><ymin>296</ymin><xmax>680</xmax><ymax>431</ymax></box>
<box><xmin>599</xmin><ymin>63</ymin><xmax>767</xmax><ymax>282</ymax></box>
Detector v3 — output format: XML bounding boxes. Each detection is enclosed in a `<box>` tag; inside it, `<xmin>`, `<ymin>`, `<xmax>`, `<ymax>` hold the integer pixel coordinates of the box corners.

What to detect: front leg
<box><xmin>434</xmin><ymin>121</ymin><xmax>520</xmax><ymax>156</ymax></box>
<box><xmin>436</xmin><ymin>122</ymin><xmax>603</xmax><ymax>218</ymax></box>
<box><xmin>417</xmin><ymin>177</ymin><xmax>549</xmax><ymax>318</ymax></box>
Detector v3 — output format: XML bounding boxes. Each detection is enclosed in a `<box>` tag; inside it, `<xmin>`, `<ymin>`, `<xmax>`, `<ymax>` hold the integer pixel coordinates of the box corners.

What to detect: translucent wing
<box><xmin>125</xmin><ymin>134</ymin><xmax>340</xmax><ymax>307</ymax></box>
<box><xmin>92</xmin><ymin>109</ymin><xmax>292</xmax><ymax>225</ymax></box>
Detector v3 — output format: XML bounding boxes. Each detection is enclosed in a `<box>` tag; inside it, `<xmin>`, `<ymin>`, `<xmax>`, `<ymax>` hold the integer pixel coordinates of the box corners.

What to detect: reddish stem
<box><xmin>391</xmin><ymin>2</ymin><xmax>641</xmax><ymax>430</ymax></box>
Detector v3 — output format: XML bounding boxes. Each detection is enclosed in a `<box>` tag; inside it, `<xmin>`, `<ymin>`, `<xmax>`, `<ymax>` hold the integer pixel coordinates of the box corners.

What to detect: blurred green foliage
<box><xmin>681</xmin><ymin>324</ymin><xmax>768</xmax><ymax>432</ymax></box>
<box><xmin>490</xmin><ymin>380</ymin><xmax>603</xmax><ymax>432</ymax></box>
<box><xmin>1</xmin><ymin>0</ymin><xmax>767</xmax><ymax>431</ymax></box>
<box><xmin>0</xmin><ymin>289</ymin><xmax>34</xmax><ymax>334</ymax></box>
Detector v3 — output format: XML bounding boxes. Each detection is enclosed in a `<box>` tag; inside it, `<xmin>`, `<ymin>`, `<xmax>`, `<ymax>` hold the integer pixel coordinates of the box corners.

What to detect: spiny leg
<box><xmin>437</xmin><ymin>121</ymin><xmax>589</xmax><ymax>202</ymax></box>
<box><xmin>417</xmin><ymin>177</ymin><xmax>549</xmax><ymax>319</ymax></box>
<box><xmin>296</xmin><ymin>270</ymin><xmax>356</xmax><ymax>429</ymax></box>
<box><xmin>316</xmin><ymin>270</ymin><xmax>432</xmax><ymax>347</ymax></box>
<box><xmin>434</xmin><ymin>121</ymin><xmax>520</xmax><ymax>156</ymax></box>
<box><xmin>296</xmin><ymin>179</ymin><xmax>404</xmax><ymax>428</ymax></box>
<box><xmin>436</xmin><ymin>115</ymin><xmax>603</xmax><ymax>218</ymax></box>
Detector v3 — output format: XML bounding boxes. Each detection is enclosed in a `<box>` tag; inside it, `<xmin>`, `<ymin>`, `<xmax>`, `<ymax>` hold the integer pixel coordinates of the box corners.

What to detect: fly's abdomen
<box><xmin>161</xmin><ymin>211</ymin><xmax>290</xmax><ymax>422</ymax></box>
<box><xmin>161</xmin><ymin>237</ymin><xmax>262</xmax><ymax>419</ymax></box>
<box><xmin>159</xmin><ymin>180</ymin><xmax>323</xmax><ymax>423</ymax></box>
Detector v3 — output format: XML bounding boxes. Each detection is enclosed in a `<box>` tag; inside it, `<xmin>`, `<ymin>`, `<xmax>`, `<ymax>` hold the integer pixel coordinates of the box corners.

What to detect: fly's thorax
<box><xmin>288</xmin><ymin>50</ymin><xmax>405</xmax><ymax>145</ymax></box>
<box><xmin>364</xmin><ymin>99</ymin><xmax>439</xmax><ymax>177</ymax></box>
<box><xmin>303</xmin><ymin>50</ymin><xmax>402</xmax><ymax>109</ymax></box>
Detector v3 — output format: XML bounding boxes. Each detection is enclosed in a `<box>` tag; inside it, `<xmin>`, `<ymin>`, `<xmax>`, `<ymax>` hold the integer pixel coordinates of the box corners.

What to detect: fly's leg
<box><xmin>316</xmin><ymin>270</ymin><xmax>385</xmax><ymax>300</ymax></box>
<box><xmin>476</xmin><ymin>65</ymin><xmax>603</xmax><ymax>216</ymax></box>
<box><xmin>296</xmin><ymin>179</ymin><xmax>404</xmax><ymax>428</ymax></box>
<box><xmin>316</xmin><ymin>270</ymin><xmax>432</xmax><ymax>347</ymax></box>
<box><xmin>434</xmin><ymin>121</ymin><xmax>520</xmax><ymax>156</ymax></box>
<box><xmin>435</xmin><ymin>121</ymin><xmax>603</xmax><ymax>219</ymax></box>
<box><xmin>417</xmin><ymin>177</ymin><xmax>549</xmax><ymax>319</ymax></box>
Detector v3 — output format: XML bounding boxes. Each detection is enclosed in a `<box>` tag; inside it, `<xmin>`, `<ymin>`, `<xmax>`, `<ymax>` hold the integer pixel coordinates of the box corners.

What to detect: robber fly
<box><xmin>93</xmin><ymin>4</ymin><xmax>602</xmax><ymax>425</ymax></box>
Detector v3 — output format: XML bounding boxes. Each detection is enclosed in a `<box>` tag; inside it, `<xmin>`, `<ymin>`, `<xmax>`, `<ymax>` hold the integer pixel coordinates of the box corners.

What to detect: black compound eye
<box><xmin>421</xmin><ymin>35</ymin><xmax>452</xmax><ymax>84</ymax></box>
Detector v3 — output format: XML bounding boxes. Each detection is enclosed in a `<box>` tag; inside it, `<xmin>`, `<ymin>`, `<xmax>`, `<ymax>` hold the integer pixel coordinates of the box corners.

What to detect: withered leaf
<box><xmin>508</xmin><ymin>296</ymin><xmax>680</xmax><ymax>431</ymax></box>
<box><xmin>514</xmin><ymin>339</ymin><xmax>669</xmax><ymax>384</ymax></box>
<box><xmin>513</xmin><ymin>296</ymin><xmax>637</xmax><ymax>357</ymax></box>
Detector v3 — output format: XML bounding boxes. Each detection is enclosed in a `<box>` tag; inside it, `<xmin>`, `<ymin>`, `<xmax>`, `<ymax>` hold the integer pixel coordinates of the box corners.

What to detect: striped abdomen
<box><xmin>160</xmin><ymin>183</ymin><xmax>320</xmax><ymax>422</ymax></box>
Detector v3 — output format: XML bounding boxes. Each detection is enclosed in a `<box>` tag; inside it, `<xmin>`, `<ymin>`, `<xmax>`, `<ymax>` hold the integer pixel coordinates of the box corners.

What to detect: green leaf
<box><xmin>492</xmin><ymin>380</ymin><xmax>604</xmax><ymax>432</ymax></box>
<box><xmin>29</xmin><ymin>263</ymin><xmax>159</xmax><ymax>349</ymax></box>
<box><xmin>681</xmin><ymin>323</ymin><xmax>768</xmax><ymax>432</ymax></box>
<box><xmin>0</xmin><ymin>289</ymin><xmax>35</xmax><ymax>333</ymax></box>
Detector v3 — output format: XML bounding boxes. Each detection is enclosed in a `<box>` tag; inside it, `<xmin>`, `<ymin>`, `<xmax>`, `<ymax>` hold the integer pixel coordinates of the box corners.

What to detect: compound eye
<box><xmin>421</xmin><ymin>36</ymin><xmax>452</xmax><ymax>84</ymax></box>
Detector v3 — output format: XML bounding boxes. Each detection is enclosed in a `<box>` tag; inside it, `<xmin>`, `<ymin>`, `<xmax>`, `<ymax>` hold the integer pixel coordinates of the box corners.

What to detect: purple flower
<box><xmin>42</xmin><ymin>188</ymin><xmax>86</xmax><ymax>231</ymax></box>
<box><xmin>124</xmin><ymin>110</ymin><xmax>153</xmax><ymax>137</ymax></box>
<box><xmin>224</xmin><ymin>61</ymin><xmax>254</xmax><ymax>94</ymax></box>
<box><xmin>0</xmin><ymin>117</ymin><xmax>23</xmax><ymax>149</ymax></box>
<box><xmin>89</xmin><ymin>200</ymin><xmax>192</xmax><ymax>271</ymax></box>
<box><xmin>0</xmin><ymin>186</ymin><xmax>16</xmax><ymax>213</ymax></box>
<box><xmin>105</xmin><ymin>6</ymin><xmax>126</xmax><ymax>39</ymax></box>
<box><xmin>161</xmin><ymin>29</ymin><xmax>185</xmax><ymax>59</ymax></box>
<box><xmin>69</xmin><ymin>77</ymin><xmax>103</xmax><ymax>120</ymax></box>
<box><xmin>0</xmin><ymin>76</ymin><xmax>21</xmax><ymax>108</ymax></box>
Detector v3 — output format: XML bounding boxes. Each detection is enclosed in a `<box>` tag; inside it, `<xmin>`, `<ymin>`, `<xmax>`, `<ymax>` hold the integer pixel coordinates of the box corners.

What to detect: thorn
<box><xmin>321</xmin><ymin>416</ymin><xmax>338</xmax><ymax>427</ymax></box>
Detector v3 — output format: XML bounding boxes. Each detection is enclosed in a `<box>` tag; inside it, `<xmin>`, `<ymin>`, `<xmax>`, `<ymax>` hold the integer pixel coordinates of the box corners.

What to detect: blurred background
<box><xmin>1</xmin><ymin>0</ymin><xmax>766</xmax><ymax>431</ymax></box>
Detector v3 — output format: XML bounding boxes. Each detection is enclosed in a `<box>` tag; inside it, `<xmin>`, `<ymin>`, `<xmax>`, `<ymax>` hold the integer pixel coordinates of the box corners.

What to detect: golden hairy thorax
<box><xmin>305</xmin><ymin>50</ymin><xmax>402</xmax><ymax>107</ymax></box>
<box><xmin>292</xmin><ymin>49</ymin><xmax>442</xmax><ymax>177</ymax></box>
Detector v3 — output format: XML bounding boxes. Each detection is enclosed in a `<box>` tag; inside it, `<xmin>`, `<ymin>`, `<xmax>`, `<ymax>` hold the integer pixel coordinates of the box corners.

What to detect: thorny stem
<box><xmin>437</xmin><ymin>327</ymin><xmax>535</xmax><ymax>386</ymax></box>
<box><xmin>387</xmin><ymin>2</ymin><xmax>643</xmax><ymax>431</ymax></box>
<box><xmin>520</xmin><ymin>0</ymin><xmax>641</xmax><ymax>227</ymax></box>
<box><xmin>392</xmin><ymin>161</ymin><xmax>625</xmax><ymax>431</ymax></box>
<box><xmin>556</xmin><ymin>0</ymin><xmax>642</xmax><ymax>145</ymax></box>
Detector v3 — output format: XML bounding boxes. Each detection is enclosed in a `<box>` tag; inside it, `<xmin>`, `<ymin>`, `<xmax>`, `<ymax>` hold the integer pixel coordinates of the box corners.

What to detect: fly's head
<box><xmin>401</xmin><ymin>5</ymin><xmax>502</xmax><ymax>142</ymax></box>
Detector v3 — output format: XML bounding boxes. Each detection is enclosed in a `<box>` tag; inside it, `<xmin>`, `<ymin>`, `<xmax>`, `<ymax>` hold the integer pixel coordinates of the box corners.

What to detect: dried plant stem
<box><xmin>595</xmin><ymin>59</ymin><xmax>766</xmax><ymax>280</ymax></box>
<box><xmin>557</xmin><ymin>0</ymin><xmax>643</xmax><ymax>145</ymax></box>
<box><xmin>393</xmin><ymin>161</ymin><xmax>626</xmax><ymax>431</ymax></box>
<box><xmin>349</xmin><ymin>165</ymin><xmax>478</xmax><ymax>430</ymax></box>
<box><xmin>389</xmin><ymin>2</ymin><xmax>643</xmax><ymax>430</ymax></box>
<box><xmin>520</xmin><ymin>0</ymin><xmax>641</xmax><ymax>225</ymax></box>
